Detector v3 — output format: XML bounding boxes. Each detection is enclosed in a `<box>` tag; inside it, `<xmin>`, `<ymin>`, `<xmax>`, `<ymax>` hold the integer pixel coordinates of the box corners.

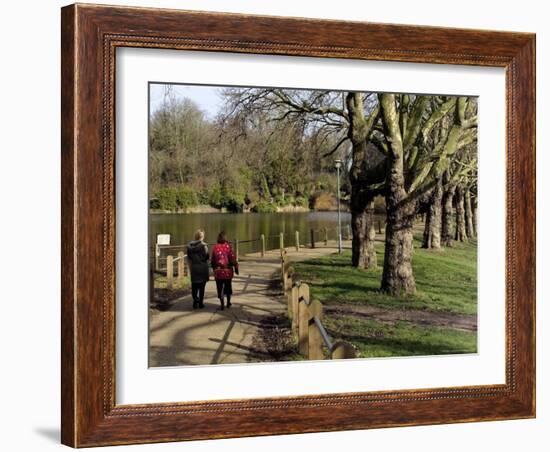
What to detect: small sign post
<box><xmin>155</xmin><ymin>234</ymin><xmax>171</xmax><ymax>271</ymax></box>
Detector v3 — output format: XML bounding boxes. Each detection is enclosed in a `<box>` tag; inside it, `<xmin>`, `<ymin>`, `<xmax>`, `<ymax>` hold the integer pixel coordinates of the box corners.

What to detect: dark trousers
<box><xmin>215</xmin><ymin>279</ymin><xmax>233</xmax><ymax>300</ymax></box>
<box><xmin>191</xmin><ymin>282</ymin><xmax>206</xmax><ymax>304</ymax></box>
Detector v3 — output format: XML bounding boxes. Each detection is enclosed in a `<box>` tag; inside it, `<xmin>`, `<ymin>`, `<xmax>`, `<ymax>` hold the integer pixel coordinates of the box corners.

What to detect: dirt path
<box><xmin>325</xmin><ymin>305</ymin><xmax>477</xmax><ymax>332</ymax></box>
<box><xmin>149</xmin><ymin>240</ymin><xmax>349</xmax><ymax>367</ymax></box>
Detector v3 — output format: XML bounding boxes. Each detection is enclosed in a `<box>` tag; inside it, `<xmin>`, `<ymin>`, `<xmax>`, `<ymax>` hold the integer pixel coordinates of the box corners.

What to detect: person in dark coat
<box><xmin>211</xmin><ymin>231</ymin><xmax>239</xmax><ymax>311</ymax></box>
<box><xmin>186</xmin><ymin>229</ymin><xmax>209</xmax><ymax>309</ymax></box>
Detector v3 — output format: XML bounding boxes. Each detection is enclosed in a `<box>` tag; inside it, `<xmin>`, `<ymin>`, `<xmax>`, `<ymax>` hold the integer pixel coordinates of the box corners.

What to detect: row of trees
<box><xmin>224</xmin><ymin>88</ymin><xmax>478</xmax><ymax>295</ymax></box>
<box><xmin>149</xmin><ymin>87</ymin><xmax>342</xmax><ymax>213</ymax></box>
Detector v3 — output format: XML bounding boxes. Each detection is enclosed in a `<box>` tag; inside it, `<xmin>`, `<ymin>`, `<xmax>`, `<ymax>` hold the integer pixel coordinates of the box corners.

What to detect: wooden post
<box><xmin>324</xmin><ymin>227</ymin><xmax>328</xmax><ymax>245</ymax></box>
<box><xmin>155</xmin><ymin>244</ymin><xmax>160</xmax><ymax>271</ymax></box>
<box><xmin>177</xmin><ymin>251</ymin><xmax>185</xmax><ymax>282</ymax></box>
<box><xmin>331</xmin><ymin>341</ymin><xmax>357</xmax><ymax>359</ymax></box>
<box><xmin>291</xmin><ymin>285</ymin><xmax>299</xmax><ymax>334</ymax></box>
<box><xmin>308</xmin><ymin>299</ymin><xmax>324</xmax><ymax>360</ymax></box>
<box><xmin>286</xmin><ymin>266</ymin><xmax>294</xmax><ymax>294</ymax></box>
<box><xmin>260</xmin><ymin>234</ymin><xmax>265</xmax><ymax>257</ymax></box>
<box><xmin>279</xmin><ymin>232</ymin><xmax>284</xmax><ymax>255</ymax></box>
<box><xmin>235</xmin><ymin>237</ymin><xmax>239</xmax><ymax>260</ymax></box>
<box><xmin>149</xmin><ymin>263</ymin><xmax>154</xmax><ymax>306</ymax></box>
<box><xmin>298</xmin><ymin>283</ymin><xmax>310</xmax><ymax>356</ymax></box>
<box><xmin>310</xmin><ymin>229</ymin><xmax>315</xmax><ymax>248</ymax></box>
<box><xmin>295</xmin><ymin>230</ymin><xmax>300</xmax><ymax>251</ymax></box>
<box><xmin>347</xmin><ymin>224</ymin><xmax>352</xmax><ymax>240</ymax></box>
<box><xmin>166</xmin><ymin>255</ymin><xmax>174</xmax><ymax>289</ymax></box>
<box><xmin>286</xmin><ymin>286</ymin><xmax>294</xmax><ymax>325</ymax></box>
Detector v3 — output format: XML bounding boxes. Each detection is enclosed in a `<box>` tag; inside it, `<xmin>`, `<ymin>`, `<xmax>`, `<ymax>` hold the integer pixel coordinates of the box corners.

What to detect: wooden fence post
<box><xmin>286</xmin><ymin>266</ymin><xmax>294</xmax><ymax>294</ymax></box>
<box><xmin>235</xmin><ymin>237</ymin><xmax>239</xmax><ymax>260</ymax></box>
<box><xmin>347</xmin><ymin>224</ymin><xmax>352</xmax><ymax>240</ymax></box>
<box><xmin>291</xmin><ymin>284</ymin><xmax>299</xmax><ymax>334</ymax></box>
<box><xmin>310</xmin><ymin>229</ymin><xmax>315</xmax><ymax>248</ymax></box>
<box><xmin>166</xmin><ymin>255</ymin><xmax>174</xmax><ymax>289</ymax></box>
<box><xmin>279</xmin><ymin>232</ymin><xmax>284</xmax><ymax>256</ymax></box>
<box><xmin>331</xmin><ymin>341</ymin><xmax>357</xmax><ymax>359</ymax></box>
<box><xmin>298</xmin><ymin>283</ymin><xmax>310</xmax><ymax>356</ymax></box>
<box><xmin>177</xmin><ymin>251</ymin><xmax>185</xmax><ymax>282</ymax></box>
<box><xmin>324</xmin><ymin>227</ymin><xmax>328</xmax><ymax>245</ymax></box>
<box><xmin>149</xmin><ymin>263</ymin><xmax>154</xmax><ymax>305</ymax></box>
<box><xmin>155</xmin><ymin>243</ymin><xmax>160</xmax><ymax>271</ymax></box>
<box><xmin>260</xmin><ymin>234</ymin><xmax>265</xmax><ymax>257</ymax></box>
<box><xmin>308</xmin><ymin>299</ymin><xmax>324</xmax><ymax>360</ymax></box>
<box><xmin>295</xmin><ymin>230</ymin><xmax>300</xmax><ymax>251</ymax></box>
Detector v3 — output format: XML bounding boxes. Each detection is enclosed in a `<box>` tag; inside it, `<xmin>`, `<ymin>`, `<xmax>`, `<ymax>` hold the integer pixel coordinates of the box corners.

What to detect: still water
<box><xmin>150</xmin><ymin>211</ymin><xmax>352</xmax><ymax>254</ymax></box>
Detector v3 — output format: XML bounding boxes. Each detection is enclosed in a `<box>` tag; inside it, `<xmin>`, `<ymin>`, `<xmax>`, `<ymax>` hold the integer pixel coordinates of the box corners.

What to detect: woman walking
<box><xmin>186</xmin><ymin>229</ymin><xmax>209</xmax><ymax>309</ymax></box>
<box><xmin>211</xmin><ymin>231</ymin><xmax>239</xmax><ymax>311</ymax></box>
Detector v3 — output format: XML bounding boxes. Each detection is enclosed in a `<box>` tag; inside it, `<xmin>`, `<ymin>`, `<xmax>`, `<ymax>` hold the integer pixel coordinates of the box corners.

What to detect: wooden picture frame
<box><xmin>61</xmin><ymin>3</ymin><xmax>535</xmax><ymax>447</ymax></box>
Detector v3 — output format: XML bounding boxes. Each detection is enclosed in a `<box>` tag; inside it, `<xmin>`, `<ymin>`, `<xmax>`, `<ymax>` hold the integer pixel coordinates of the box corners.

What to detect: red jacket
<box><xmin>211</xmin><ymin>242</ymin><xmax>238</xmax><ymax>280</ymax></box>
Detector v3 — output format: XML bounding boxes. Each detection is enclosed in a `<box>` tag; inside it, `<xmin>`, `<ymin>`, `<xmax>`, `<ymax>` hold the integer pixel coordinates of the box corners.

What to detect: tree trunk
<box><xmin>455</xmin><ymin>186</ymin><xmax>467</xmax><ymax>242</ymax></box>
<box><xmin>381</xmin><ymin>200</ymin><xmax>416</xmax><ymax>294</ymax></box>
<box><xmin>351</xmin><ymin>187</ymin><xmax>377</xmax><ymax>269</ymax></box>
<box><xmin>464</xmin><ymin>188</ymin><xmax>475</xmax><ymax>238</ymax></box>
<box><xmin>379</xmin><ymin>93</ymin><xmax>416</xmax><ymax>295</ymax></box>
<box><xmin>422</xmin><ymin>178</ymin><xmax>443</xmax><ymax>249</ymax></box>
<box><xmin>441</xmin><ymin>183</ymin><xmax>456</xmax><ymax>247</ymax></box>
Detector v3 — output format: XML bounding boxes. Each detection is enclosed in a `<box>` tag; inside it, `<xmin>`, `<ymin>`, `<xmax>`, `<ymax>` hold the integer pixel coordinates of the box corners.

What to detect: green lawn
<box><xmin>293</xmin><ymin>235</ymin><xmax>478</xmax><ymax>358</ymax></box>
<box><xmin>294</xmin><ymin>236</ymin><xmax>477</xmax><ymax>316</ymax></box>
<box><xmin>323</xmin><ymin>315</ymin><xmax>476</xmax><ymax>358</ymax></box>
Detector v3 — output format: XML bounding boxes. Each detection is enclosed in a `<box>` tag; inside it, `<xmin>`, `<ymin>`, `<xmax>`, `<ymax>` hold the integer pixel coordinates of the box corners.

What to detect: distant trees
<box><xmin>149</xmin><ymin>87</ymin><xmax>339</xmax><ymax>212</ymax></box>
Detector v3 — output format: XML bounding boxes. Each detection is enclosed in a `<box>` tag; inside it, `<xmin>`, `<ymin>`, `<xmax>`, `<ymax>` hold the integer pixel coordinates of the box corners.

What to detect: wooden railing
<box><xmin>281</xmin><ymin>251</ymin><xmax>357</xmax><ymax>360</ymax></box>
<box><xmin>157</xmin><ymin>226</ymin><xmax>356</xmax><ymax>272</ymax></box>
<box><xmin>165</xmin><ymin>251</ymin><xmax>187</xmax><ymax>289</ymax></box>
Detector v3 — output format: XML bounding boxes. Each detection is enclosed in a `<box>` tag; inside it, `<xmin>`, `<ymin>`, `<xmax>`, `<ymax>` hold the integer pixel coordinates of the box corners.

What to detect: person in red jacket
<box><xmin>211</xmin><ymin>231</ymin><xmax>239</xmax><ymax>310</ymax></box>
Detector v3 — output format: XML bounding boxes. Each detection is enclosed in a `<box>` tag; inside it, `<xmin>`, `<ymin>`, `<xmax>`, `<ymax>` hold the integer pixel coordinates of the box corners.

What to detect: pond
<box><xmin>150</xmin><ymin>211</ymin><xmax>355</xmax><ymax>255</ymax></box>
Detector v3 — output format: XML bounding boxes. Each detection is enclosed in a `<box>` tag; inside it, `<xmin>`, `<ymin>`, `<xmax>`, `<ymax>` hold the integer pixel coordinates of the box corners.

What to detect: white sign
<box><xmin>156</xmin><ymin>234</ymin><xmax>170</xmax><ymax>245</ymax></box>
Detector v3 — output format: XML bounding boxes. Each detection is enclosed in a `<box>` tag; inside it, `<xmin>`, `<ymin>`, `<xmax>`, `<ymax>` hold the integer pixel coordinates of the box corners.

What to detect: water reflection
<box><xmin>150</xmin><ymin>211</ymin><xmax>354</xmax><ymax>254</ymax></box>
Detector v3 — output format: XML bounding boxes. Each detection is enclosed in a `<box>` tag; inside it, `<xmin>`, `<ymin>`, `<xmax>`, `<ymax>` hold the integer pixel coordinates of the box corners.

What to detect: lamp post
<box><xmin>335</xmin><ymin>159</ymin><xmax>342</xmax><ymax>254</ymax></box>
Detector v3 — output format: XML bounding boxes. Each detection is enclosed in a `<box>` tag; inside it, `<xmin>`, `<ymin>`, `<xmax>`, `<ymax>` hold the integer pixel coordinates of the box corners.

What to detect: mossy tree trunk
<box><xmin>346</xmin><ymin>92</ymin><xmax>383</xmax><ymax>269</ymax></box>
<box><xmin>351</xmin><ymin>188</ymin><xmax>377</xmax><ymax>268</ymax></box>
<box><xmin>454</xmin><ymin>185</ymin><xmax>467</xmax><ymax>242</ymax></box>
<box><xmin>464</xmin><ymin>187</ymin><xmax>475</xmax><ymax>238</ymax></box>
<box><xmin>422</xmin><ymin>177</ymin><xmax>443</xmax><ymax>249</ymax></box>
<box><xmin>379</xmin><ymin>93</ymin><xmax>417</xmax><ymax>294</ymax></box>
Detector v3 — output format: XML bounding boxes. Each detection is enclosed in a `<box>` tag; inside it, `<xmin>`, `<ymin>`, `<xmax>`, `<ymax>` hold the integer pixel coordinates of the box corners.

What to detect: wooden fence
<box><xmin>165</xmin><ymin>251</ymin><xmax>187</xmax><ymax>289</ymax></box>
<box><xmin>280</xmin><ymin>251</ymin><xmax>357</xmax><ymax>360</ymax></box>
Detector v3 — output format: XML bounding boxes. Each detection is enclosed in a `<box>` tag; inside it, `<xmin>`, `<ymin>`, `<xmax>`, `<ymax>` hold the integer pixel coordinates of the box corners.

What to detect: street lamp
<box><xmin>335</xmin><ymin>159</ymin><xmax>342</xmax><ymax>254</ymax></box>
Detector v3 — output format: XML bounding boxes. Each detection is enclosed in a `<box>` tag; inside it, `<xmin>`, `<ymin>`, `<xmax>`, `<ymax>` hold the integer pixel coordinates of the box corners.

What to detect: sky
<box><xmin>149</xmin><ymin>83</ymin><xmax>224</xmax><ymax>119</ymax></box>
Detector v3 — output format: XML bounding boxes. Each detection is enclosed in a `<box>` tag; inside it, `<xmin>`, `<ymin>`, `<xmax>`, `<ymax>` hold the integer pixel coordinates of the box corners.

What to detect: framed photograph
<box><xmin>61</xmin><ymin>3</ymin><xmax>535</xmax><ymax>447</ymax></box>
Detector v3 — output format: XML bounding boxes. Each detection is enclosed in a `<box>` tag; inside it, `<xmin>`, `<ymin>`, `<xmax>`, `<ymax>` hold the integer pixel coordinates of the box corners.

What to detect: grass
<box><xmin>154</xmin><ymin>274</ymin><xmax>190</xmax><ymax>290</ymax></box>
<box><xmin>293</xmin><ymin>234</ymin><xmax>478</xmax><ymax>358</ymax></box>
<box><xmin>293</xmin><ymin>235</ymin><xmax>477</xmax><ymax>316</ymax></box>
<box><xmin>324</xmin><ymin>315</ymin><xmax>477</xmax><ymax>358</ymax></box>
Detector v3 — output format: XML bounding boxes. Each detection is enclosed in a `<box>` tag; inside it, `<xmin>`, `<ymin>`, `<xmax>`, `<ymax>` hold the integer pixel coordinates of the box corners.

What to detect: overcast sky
<box><xmin>149</xmin><ymin>83</ymin><xmax>223</xmax><ymax>119</ymax></box>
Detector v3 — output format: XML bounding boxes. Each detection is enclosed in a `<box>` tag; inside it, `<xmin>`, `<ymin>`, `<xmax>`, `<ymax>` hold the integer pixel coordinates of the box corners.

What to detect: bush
<box><xmin>149</xmin><ymin>198</ymin><xmax>161</xmax><ymax>209</ymax></box>
<box><xmin>295</xmin><ymin>196</ymin><xmax>309</xmax><ymax>208</ymax></box>
<box><xmin>176</xmin><ymin>186</ymin><xmax>198</xmax><ymax>210</ymax></box>
<box><xmin>252</xmin><ymin>201</ymin><xmax>277</xmax><ymax>213</ymax></box>
<box><xmin>311</xmin><ymin>191</ymin><xmax>337</xmax><ymax>211</ymax></box>
<box><xmin>155</xmin><ymin>188</ymin><xmax>178</xmax><ymax>211</ymax></box>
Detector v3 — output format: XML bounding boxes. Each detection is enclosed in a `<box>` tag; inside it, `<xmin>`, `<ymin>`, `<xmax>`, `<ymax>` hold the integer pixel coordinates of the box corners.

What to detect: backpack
<box><xmin>213</xmin><ymin>245</ymin><xmax>230</xmax><ymax>268</ymax></box>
